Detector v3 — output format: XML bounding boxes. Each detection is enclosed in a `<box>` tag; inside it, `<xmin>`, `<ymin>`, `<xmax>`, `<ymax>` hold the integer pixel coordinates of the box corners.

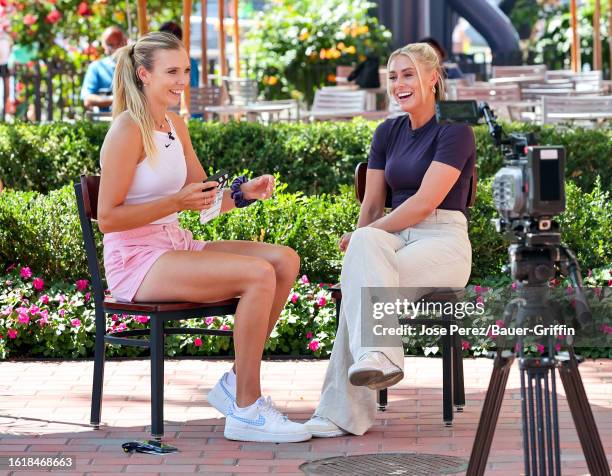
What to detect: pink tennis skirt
<box><xmin>103</xmin><ymin>221</ymin><xmax>208</xmax><ymax>302</ymax></box>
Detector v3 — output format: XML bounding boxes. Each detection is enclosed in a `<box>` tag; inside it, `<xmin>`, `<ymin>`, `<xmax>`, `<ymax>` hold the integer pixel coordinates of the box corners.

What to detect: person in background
<box><xmin>159</xmin><ymin>21</ymin><xmax>200</xmax><ymax>88</ymax></box>
<box><xmin>81</xmin><ymin>26</ymin><xmax>127</xmax><ymax>111</ymax></box>
<box><xmin>419</xmin><ymin>36</ymin><xmax>464</xmax><ymax>80</ymax></box>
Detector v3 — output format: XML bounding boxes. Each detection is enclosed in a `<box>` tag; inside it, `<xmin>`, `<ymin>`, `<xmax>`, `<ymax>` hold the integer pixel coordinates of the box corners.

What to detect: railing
<box><xmin>10</xmin><ymin>60</ymin><xmax>86</xmax><ymax>122</ymax></box>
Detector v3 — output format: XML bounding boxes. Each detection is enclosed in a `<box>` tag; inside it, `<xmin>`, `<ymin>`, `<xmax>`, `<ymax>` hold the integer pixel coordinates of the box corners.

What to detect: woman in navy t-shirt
<box><xmin>305</xmin><ymin>43</ymin><xmax>476</xmax><ymax>437</ymax></box>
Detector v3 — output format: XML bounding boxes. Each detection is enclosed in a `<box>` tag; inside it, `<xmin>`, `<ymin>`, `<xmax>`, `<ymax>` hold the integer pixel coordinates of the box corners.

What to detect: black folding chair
<box><xmin>74</xmin><ymin>175</ymin><xmax>239</xmax><ymax>439</ymax></box>
<box><xmin>330</xmin><ymin>162</ymin><xmax>478</xmax><ymax>426</ymax></box>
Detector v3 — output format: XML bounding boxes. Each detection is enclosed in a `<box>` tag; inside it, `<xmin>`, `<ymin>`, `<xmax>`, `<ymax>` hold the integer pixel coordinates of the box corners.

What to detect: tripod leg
<box><xmin>558</xmin><ymin>356</ymin><xmax>611</xmax><ymax>476</ymax></box>
<box><xmin>466</xmin><ymin>353</ymin><xmax>514</xmax><ymax>476</ymax></box>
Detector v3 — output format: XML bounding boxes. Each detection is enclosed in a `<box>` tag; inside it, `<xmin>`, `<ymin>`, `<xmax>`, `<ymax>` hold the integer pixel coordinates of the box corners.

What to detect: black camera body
<box><xmin>436</xmin><ymin>100</ymin><xmax>565</xmax><ymax>245</ymax></box>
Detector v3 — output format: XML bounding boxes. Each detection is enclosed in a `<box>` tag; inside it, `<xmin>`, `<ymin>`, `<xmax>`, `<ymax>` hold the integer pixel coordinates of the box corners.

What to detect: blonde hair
<box><xmin>386</xmin><ymin>42</ymin><xmax>446</xmax><ymax>102</ymax></box>
<box><xmin>112</xmin><ymin>31</ymin><xmax>185</xmax><ymax>160</ymax></box>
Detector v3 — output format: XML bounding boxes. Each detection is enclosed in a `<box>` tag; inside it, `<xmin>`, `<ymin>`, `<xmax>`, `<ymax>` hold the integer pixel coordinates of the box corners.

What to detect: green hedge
<box><xmin>0</xmin><ymin>179</ymin><xmax>609</xmax><ymax>284</ymax></box>
<box><xmin>1</xmin><ymin>120</ymin><xmax>609</xmax><ymax>195</ymax></box>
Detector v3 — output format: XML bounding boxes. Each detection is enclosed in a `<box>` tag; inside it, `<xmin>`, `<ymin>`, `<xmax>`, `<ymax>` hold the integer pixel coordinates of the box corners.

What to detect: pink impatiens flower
<box><xmin>300</xmin><ymin>275</ymin><xmax>310</xmax><ymax>284</ymax></box>
<box><xmin>221</xmin><ymin>324</ymin><xmax>230</xmax><ymax>331</ymax></box>
<box><xmin>205</xmin><ymin>316</ymin><xmax>215</xmax><ymax>326</ymax></box>
<box><xmin>58</xmin><ymin>309</ymin><xmax>65</xmax><ymax>317</ymax></box>
<box><xmin>28</xmin><ymin>305</ymin><xmax>40</xmax><ymax>315</ymax></box>
<box><xmin>308</xmin><ymin>340</ymin><xmax>320</xmax><ymax>351</ymax></box>
<box><xmin>17</xmin><ymin>313</ymin><xmax>30</xmax><ymax>324</ymax></box>
<box><xmin>461</xmin><ymin>340</ymin><xmax>471</xmax><ymax>351</ymax></box>
<box><xmin>32</xmin><ymin>277</ymin><xmax>44</xmax><ymax>291</ymax></box>
<box><xmin>84</xmin><ymin>292</ymin><xmax>91</xmax><ymax>302</ymax></box>
<box><xmin>20</xmin><ymin>267</ymin><xmax>32</xmax><ymax>279</ymax></box>
<box><xmin>1</xmin><ymin>306</ymin><xmax>12</xmax><ymax>315</ymax></box>
<box><xmin>536</xmin><ymin>344</ymin><xmax>545</xmax><ymax>354</ymax></box>
<box><xmin>316</xmin><ymin>296</ymin><xmax>327</xmax><ymax>307</ymax></box>
<box><xmin>290</xmin><ymin>293</ymin><xmax>299</xmax><ymax>304</ymax></box>
<box><xmin>135</xmin><ymin>315</ymin><xmax>149</xmax><ymax>324</ymax></box>
<box><xmin>495</xmin><ymin>319</ymin><xmax>505</xmax><ymax>328</ymax></box>
<box><xmin>39</xmin><ymin>294</ymin><xmax>49</xmax><ymax>304</ymax></box>
<box><xmin>71</xmin><ymin>319</ymin><xmax>81</xmax><ymax>328</ymax></box>
<box><xmin>306</xmin><ymin>331</ymin><xmax>313</xmax><ymax>339</ymax></box>
<box><xmin>7</xmin><ymin>329</ymin><xmax>17</xmax><ymax>339</ymax></box>
<box><xmin>23</xmin><ymin>14</ymin><xmax>37</xmax><ymax>26</ymax></box>
<box><xmin>194</xmin><ymin>337</ymin><xmax>203</xmax><ymax>347</ymax></box>
<box><xmin>75</xmin><ymin>280</ymin><xmax>89</xmax><ymax>291</ymax></box>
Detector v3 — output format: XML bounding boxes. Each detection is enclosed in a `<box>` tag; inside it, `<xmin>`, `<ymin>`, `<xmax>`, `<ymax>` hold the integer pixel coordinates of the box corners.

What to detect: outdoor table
<box><xmin>545</xmin><ymin>111</ymin><xmax>612</xmax><ymax>121</ymax></box>
<box><xmin>488</xmin><ymin>75</ymin><xmax>546</xmax><ymax>85</ymax></box>
<box><xmin>205</xmin><ymin>101</ymin><xmax>297</xmax><ymax>123</ymax></box>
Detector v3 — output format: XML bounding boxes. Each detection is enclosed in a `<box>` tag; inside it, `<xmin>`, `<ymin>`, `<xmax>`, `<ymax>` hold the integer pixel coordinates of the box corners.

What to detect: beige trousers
<box><xmin>315</xmin><ymin>209</ymin><xmax>472</xmax><ymax>435</ymax></box>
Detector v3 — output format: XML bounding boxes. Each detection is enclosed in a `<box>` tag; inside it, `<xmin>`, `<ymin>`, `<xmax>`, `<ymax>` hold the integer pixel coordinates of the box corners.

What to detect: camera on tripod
<box><xmin>435</xmin><ymin>100</ymin><xmax>565</xmax><ymax>246</ymax></box>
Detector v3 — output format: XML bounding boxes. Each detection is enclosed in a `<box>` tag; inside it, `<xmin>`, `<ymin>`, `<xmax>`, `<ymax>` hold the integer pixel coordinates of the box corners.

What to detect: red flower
<box><xmin>77</xmin><ymin>1</ymin><xmax>92</xmax><ymax>16</ymax></box>
<box><xmin>194</xmin><ymin>337</ymin><xmax>202</xmax><ymax>347</ymax></box>
<box><xmin>45</xmin><ymin>9</ymin><xmax>61</xmax><ymax>24</ymax></box>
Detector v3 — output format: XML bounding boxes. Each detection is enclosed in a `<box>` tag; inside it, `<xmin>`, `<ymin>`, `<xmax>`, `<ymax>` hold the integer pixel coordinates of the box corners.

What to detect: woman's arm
<box><xmin>357</xmin><ymin>169</ymin><xmax>387</xmax><ymax>228</ymax></box>
<box><xmin>369</xmin><ymin>161</ymin><xmax>461</xmax><ymax>233</ymax></box>
<box><xmin>97</xmin><ymin>113</ymin><xmax>214</xmax><ymax>233</ymax></box>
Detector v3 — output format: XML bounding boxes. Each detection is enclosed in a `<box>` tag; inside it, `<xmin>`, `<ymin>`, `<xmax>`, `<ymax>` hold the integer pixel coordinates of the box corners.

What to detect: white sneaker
<box><xmin>304</xmin><ymin>415</ymin><xmax>348</xmax><ymax>438</ymax></box>
<box><xmin>224</xmin><ymin>396</ymin><xmax>312</xmax><ymax>443</ymax></box>
<box><xmin>207</xmin><ymin>372</ymin><xmax>236</xmax><ymax>415</ymax></box>
<box><xmin>348</xmin><ymin>351</ymin><xmax>403</xmax><ymax>390</ymax></box>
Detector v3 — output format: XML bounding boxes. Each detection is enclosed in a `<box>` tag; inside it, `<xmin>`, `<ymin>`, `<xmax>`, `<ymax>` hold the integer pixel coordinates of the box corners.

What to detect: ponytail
<box><xmin>112</xmin><ymin>32</ymin><xmax>185</xmax><ymax>161</ymax></box>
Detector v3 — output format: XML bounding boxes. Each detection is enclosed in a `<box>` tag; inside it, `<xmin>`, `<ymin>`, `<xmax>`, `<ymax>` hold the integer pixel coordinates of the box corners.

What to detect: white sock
<box><xmin>226</xmin><ymin>368</ymin><xmax>236</xmax><ymax>388</ymax></box>
<box><xmin>234</xmin><ymin>398</ymin><xmax>259</xmax><ymax>412</ymax></box>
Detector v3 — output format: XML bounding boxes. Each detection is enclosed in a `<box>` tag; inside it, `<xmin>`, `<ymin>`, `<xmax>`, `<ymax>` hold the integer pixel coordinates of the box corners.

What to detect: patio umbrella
<box><xmin>182</xmin><ymin>0</ymin><xmax>192</xmax><ymax>113</ymax></box>
<box><xmin>218</xmin><ymin>0</ymin><xmax>228</xmax><ymax>78</ymax></box>
<box><xmin>136</xmin><ymin>0</ymin><xmax>148</xmax><ymax>35</ymax></box>
<box><xmin>570</xmin><ymin>0</ymin><xmax>581</xmax><ymax>72</ymax></box>
<box><xmin>232</xmin><ymin>0</ymin><xmax>240</xmax><ymax>77</ymax></box>
<box><xmin>201</xmin><ymin>0</ymin><xmax>208</xmax><ymax>85</ymax></box>
<box><xmin>593</xmin><ymin>0</ymin><xmax>602</xmax><ymax>71</ymax></box>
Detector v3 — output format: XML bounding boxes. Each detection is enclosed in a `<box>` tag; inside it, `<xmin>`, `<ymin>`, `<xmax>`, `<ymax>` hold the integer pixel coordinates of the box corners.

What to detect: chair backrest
<box><xmin>312</xmin><ymin>87</ymin><xmax>367</xmax><ymax>113</ymax></box>
<box><xmin>74</xmin><ymin>175</ymin><xmax>106</xmax><ymax>309</ymax></box>
<box><xmin>456</xmin><ymin>83</ymin><xmax>521</xmax><ymax>102</ymax></box>
<box><xmin>223</xmin><ymin>77</ymin><xmax>258</xmax><ymax>106</ymax></box>
<box><xmin>492</xmin><ymin>64</ymin><xmax>547</xmax><ymax>78</ymax></box>
<box><xmin>541</xmin><ymin>95</ymin><xmax>612</xmax><ymax>124</ymax></box>
<box><xmin>354</xmin><ymin>162</ymin><xmax>477</xmax><ymax>209</ymax></box>
<box><xmin>189</xmin><ymin>85</ymin><xmax>222</xmax><ymax>114</ymax></box>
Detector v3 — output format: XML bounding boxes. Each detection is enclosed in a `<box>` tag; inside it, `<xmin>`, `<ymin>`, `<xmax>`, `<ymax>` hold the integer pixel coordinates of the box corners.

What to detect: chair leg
<box><xmin>377</xmin><ymin>388</ymin><xmax>388</xmax><ymax>411</ymax></box>
<box><xmin>442</xmin><ymin>324</ymin><xmax>453</xmax><ymax>426</ymax></box>
<box><xmin>150</xmin><ymin>315</ymin><xmax>165</xmax><ymax>440</ymax></box>
<box><xmin>452</xmin><ymin>332</ymin><xmax>465</xmax><ymax>411</ymax></box>
<box><xmin>90</xmin><ymin>319</ymin><xmax>106</xmax><ymax>428</ymax></box>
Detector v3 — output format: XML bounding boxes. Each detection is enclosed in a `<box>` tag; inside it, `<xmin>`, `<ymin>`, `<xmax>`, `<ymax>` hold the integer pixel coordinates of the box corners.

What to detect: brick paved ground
<box><xmin>0</xmin><ymin>357</ymin><xmax>610</xmax><ymax>475</ymax></box>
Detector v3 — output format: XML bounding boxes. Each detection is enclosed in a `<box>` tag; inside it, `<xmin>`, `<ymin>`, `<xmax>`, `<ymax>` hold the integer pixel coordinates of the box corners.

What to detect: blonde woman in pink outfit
<box><xmin>98</xmin><ymin>32</ymin><xmax>311</xmax><ymax>443</ymax></box>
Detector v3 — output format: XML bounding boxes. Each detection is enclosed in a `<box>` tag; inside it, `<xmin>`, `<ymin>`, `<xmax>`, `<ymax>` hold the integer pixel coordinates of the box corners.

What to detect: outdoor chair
<box><xmin>74</xmin><ymin>175</ymin><xmax>238</xmax><ymax>439</ymax></box>
<box><xmin>541</xmin><ymin>95</ymin><xmax>612</xmax><ymax>125</ymax></box>
<box><xmin>330</xmin><ymin>161</ymin><xmax>478</xmax><ymax>426</ymax></box>
<box><xmin>223</xmin><ymin>77</ymin><xmax>259</xmax><ymax>106</ymax></box>
<box><xmin>308</xmin><ymin>87</ymin><xmax>388</xmax><ymax>121</ymax></box>
<box><xmin>455</xmin><ymin>83</ymin><xmax>529</xmax><ymax>121</ymax></box>
<box><xmin>491</xmin><ymin>64</ymin><xmax>547</xmax><ymax>78</ymax></box>
<box><xmin>189</xmin><ymin>85</ymin><xmax>223</xmax><ymax>119</ymax></box>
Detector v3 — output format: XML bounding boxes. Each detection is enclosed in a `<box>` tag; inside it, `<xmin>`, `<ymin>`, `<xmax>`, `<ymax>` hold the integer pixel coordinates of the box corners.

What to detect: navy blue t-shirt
<box><xmin>368</xmin><ymin>114</ymin><xmax>476</xmax><ymax>213</ymax></box>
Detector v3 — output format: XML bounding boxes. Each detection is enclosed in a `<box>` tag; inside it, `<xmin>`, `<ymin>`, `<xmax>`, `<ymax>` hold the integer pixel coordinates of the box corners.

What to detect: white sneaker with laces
<box><xmin>207</xmin><ymin>372</ymin><xmax>236</xmax><ymax>415</ymax></box>
<box><xmin>304</xmin><ymin>415</ymin><xmax>348</xmax><ymax>438</ymax></box>
<box><xmin>348</xmin><ymin>351</ymin><xmax>403</xmax><ymax>390</ymax></box>
<box><xmin>224</xmin><ymin>396</ymin><xmax>312</xmax><ymax>443</ymax></box>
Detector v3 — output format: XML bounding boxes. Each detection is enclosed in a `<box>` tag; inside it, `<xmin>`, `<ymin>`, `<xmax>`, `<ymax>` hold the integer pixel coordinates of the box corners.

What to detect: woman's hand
<box><xmin>172</xmin><ymin>182</ymin><xmax>218</xmax><ymax>211</ymax></box>
<box><xmin>339</xmin><ymin>232</ymin><xmax>352</xmax><ymax>252</ymax></box>
<box><xmin>241</xmin><ymin>175</ymin><xmax>275</xmax><ymax>200</ymax></box>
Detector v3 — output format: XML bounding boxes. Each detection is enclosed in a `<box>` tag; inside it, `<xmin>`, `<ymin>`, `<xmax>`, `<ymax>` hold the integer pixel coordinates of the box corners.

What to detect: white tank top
<box><xmin>102</xmin><ymin>116</ymin><xmax>187</xmax><ymax>225</ymax></box>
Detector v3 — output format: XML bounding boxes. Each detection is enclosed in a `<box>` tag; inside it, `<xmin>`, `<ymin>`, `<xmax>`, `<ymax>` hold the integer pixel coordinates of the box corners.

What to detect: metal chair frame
<box><xmin>74</xmin><ymin>175</ymin><xmax>238</xmax><ymax>439</ymax></box>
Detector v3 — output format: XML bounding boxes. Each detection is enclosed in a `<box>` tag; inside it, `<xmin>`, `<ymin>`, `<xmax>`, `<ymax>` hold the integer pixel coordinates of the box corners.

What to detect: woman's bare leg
<box><xmin>205</xmin><ymin>241</ymin><xmax>300</xmax><ymax>336</ymax></box>
<box><xmin>134</xmin><ymin>249</ymin><xmax>276</xmax><ymax>407</ymax></box>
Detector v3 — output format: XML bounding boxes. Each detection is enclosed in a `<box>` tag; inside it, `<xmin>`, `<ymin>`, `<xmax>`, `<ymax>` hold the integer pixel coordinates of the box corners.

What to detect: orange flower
<box><xmin>298</xmin><ymin>30</ymin><xmax>310</xmax><ymax>41</ymax></box>
<box><xmin>327</xmin><ymin>74</ymin><xmax>336</xmax><ymax>83</ymax></box>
